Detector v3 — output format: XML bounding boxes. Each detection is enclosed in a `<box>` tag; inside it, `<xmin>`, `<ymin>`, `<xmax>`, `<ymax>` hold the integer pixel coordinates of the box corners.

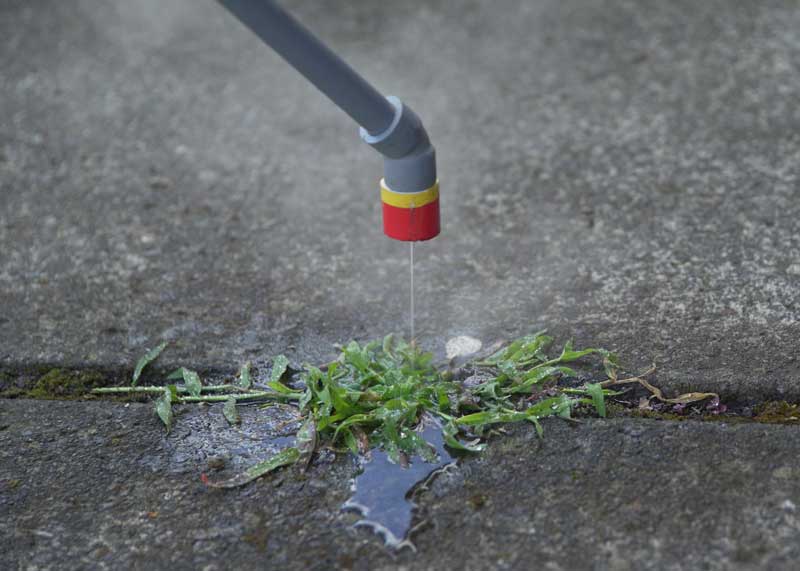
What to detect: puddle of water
<box><xmin>342</xmin><ymin>422</ymin><xmax>455</xmax><ymax>549</ymax></box>
<box><xmin>161</xmin><ymin>405</ymin><xmax>456</xmax><ymax>549</ymax></box>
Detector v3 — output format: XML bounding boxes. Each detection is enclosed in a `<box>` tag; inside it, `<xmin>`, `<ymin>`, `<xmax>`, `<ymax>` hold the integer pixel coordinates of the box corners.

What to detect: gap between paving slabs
<box><xmin>88</xmin><ymin>331</ymin><xmax>752</xmax><ymax>490</ymax></box>
<box><xmin>8</xmin><ymin>332</ymin><xmax>800</xmax><ymax>549</ymax></box>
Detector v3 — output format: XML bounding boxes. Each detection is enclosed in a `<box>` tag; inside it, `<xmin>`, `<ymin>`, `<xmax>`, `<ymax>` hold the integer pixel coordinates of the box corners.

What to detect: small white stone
<box><xmin>445</xmin><ymin>336</ymin><xmax>482</xmax><ymax>360</ymax></box>
<box><xmin>781</xmin><ymin>499</ymin><xmax>796</xmax><ymax>512</ymax></box>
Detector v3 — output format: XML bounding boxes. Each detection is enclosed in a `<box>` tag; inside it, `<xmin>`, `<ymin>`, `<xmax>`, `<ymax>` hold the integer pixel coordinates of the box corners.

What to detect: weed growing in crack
<box><xmin>94</xmin><ymin>332</ymin><xmax>719</xmax><ymax>487</ymax></box>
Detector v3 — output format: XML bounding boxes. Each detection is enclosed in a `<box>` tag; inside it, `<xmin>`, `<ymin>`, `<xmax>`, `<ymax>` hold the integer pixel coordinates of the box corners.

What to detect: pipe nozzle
<box><xmin>361</xmin><ymin>97</ymin><xmax>440</xmax><ymax>241</ymax></box>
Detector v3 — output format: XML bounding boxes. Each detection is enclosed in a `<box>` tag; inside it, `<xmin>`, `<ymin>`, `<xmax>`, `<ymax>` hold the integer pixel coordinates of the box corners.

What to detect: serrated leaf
<box><xmin>204</xmin><ymin>447</ymin><xmax>300</xmax><ymax>488</ymax></box>
<box><xmin>270</xmin><ymin>355</ymin><xmax>290</xmax><ymax>383</ymax></box>
<box><xmin>223</xmin><ymin>396</ymin><xmax>240</xmax><ymax>425</ymax></box>
<box><xmin>238</xmin><ymin>362</ymin><xmax>251</xmax><ymax>389</ymax></box>
<box><xmin>132</xmin><ymin>342</ymin><xmax>167</xmax><ymax>386</ymax></box>
<box><xmin>155</xmin><ymin>388</ymin><xmax>173</xmax><ymax>433</ymax></box>
<box><xmin>181</xmin><ymin>369</ymin><xmax>202</xmax><ymax>398</ymax></box>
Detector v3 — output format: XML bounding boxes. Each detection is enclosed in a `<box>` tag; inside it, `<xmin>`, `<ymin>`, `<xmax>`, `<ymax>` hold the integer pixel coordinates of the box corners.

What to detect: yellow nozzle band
<box><xmin>380</xmin><ymin>179</ymin><xmax>439</xmax><ymax>209</ymax></box>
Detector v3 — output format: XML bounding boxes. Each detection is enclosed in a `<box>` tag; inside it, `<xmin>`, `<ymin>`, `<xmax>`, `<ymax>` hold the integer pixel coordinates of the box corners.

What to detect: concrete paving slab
<box><xmin>2</xmin><ymin>0</ymin><xmax>800</xmax><ymax>399</ymax></box>
<box><xmin>2</xmin><ymin>399</ymin><xmax>800</xmax><ymax>570</ymax></box>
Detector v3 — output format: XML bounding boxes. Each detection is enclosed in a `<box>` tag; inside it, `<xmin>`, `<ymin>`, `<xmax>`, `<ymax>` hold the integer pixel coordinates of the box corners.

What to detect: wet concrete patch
<box><xmin>4</xmin><ymin>399</ymin><xmax>800</xmax><ymax>570</ymax></box>
<box><xmin>158</xmin><ymin>403</ymin><xmax>300</xmax><ymax>477</ymax></box>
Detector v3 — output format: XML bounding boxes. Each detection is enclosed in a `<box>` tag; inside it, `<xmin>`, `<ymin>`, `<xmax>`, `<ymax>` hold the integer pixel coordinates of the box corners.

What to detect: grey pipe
<box><xmin>217</xmin><ymin>0</ymin><xmax>437</xmax><ymax>193</ymax></box>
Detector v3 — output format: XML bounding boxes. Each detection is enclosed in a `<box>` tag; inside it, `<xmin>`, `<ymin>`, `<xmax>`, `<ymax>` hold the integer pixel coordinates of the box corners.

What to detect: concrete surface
<box><xmin>3</xmin><ymin>0</ymin><xmax>800</xmax><ymax>569</ymax></box>
<box><xmin>3</xmin><ymin>399</ymin><xmax>800</xmax><ymax>571</ymax></box>
<box><xmin>1</xmin><ymin>0</ymin><xmax>799</xmax><ymax>399</ymax></box>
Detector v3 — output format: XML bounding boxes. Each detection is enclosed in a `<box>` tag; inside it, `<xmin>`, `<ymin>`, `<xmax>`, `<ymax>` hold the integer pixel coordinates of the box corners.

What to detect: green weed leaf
<box><xmin>204</xmin><ymin>447</ymin><xmax>300</xmax><ymax>488</ymax></box>
<box><xmin>267</xmin><ymin>380</ymin><xmax>302</xmax><ymax>396</ymax></box>
<box><xmin>126</xmin><ymin>330</ymin><xmax>618</xmax><ymax>478</ymax></box>
<box><xmin>296</xmin><ymin>418</ymin><xmax>318</xmax><ymax>468</ymax></box>
<box><xmin>181</xmin><ymin>369</ymin><xmax>202</xmax><ymax>398</ymax></box>
<box><xmin>166</xmin><ymin>367</ymin><xmax>185</xmax><ymax>380</ymax></box>
<box><xmin>442</xmin><ymin>422</ymin><xmax>485</xmax><ymax>453</ymax></box>
<box><xmin>132</xmin><ymin>342</ymin><xmax>167</xmax><ymax>386</ymax></box>
<box><xmin>586</xmin><ymin>383</ymin><xmax>606</xmax><ymax>417</ymax></box>
<box><xmin>270</xmin><ymin>355</ymin><xmax>290</xmax><ymax>383</ymax></box>
<box><xmin>555</xmin><ymin>340</ymin><xmax>600</xmax><ymax>364</ymax></box>
<box><xmin>238</xmin><ymin>362</ymin><xmax>251</xmax><ymax>389</ymax></box>
<box><xmin>528</xmin><ymin>417</ymin><xmax>544</xmax><ymax>438</ymax></box>
<box><xmin>155</xmin><ymin>388</ymin><xmax>173</xmax><ymax>432</ymax></box>
<box><xmin>223</xmin><ymin>396</ymin><xmax>240</xmax><ymax>425</ymax></box>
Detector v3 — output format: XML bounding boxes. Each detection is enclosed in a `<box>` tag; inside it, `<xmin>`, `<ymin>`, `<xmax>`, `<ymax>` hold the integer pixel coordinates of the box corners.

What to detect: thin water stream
<box><xmin>409</xmin><ymin>241</ymin><xmax>415</xmax><ymax>344</ymax></box>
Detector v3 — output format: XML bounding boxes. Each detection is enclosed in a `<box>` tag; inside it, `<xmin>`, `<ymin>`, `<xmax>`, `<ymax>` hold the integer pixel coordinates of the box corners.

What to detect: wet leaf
<box><xmin>238</xmin><ymin>362</ymin><xmax>251</xmax><ymax>389</ymax></box>
<box><xmin>155</xmin><ymin>388</ymin><xmax>173</xmax><ymax>433</ymax></box>
<box><xmin>529</xmin><ymin>417</ymin><xmax>544</xmax><ymax>439</ymax></box>
<box><xmin>267</xmin><ymin>381</ymin><xmax>301</xmax><ymax>396</ymax></box>
<box><xmin>554</xmin><ymin>339</ymin><xmax>601</xmax><ymax>364</ymax></box>
<box><xmin>181</xmin><ymin>369</ymin><xmax>202</xmax><ymax>398</ymax></box>
<box><xmin>222</xmin><ymin>396</ymin><xmax>240</xmax><ymax>425</ymax></box>
<box><xmin>270</xmin><ymin>355</ymin><xmax>290</xmax><ymax>383</ymax></box>
<box><xmin>442</xmin><ymin>422</ymin><xmax>485</xmax><ymax>453</ymax></box>
<box><xmin>166</xmin><ymin>367</ymin><xmax>185</xmax><ymax>380</ymax></box>
<box><xmin>382</xmin><ymin>333</ymin><xmax>395</xmax><ymax>354</ymax></box>
<box><xmin>204</xmin><ymin>447</ymin><xmax>300</xmax><ymax>488</ymax></box>
<box><xmin>342</xmin><ymin>428</ymin><xmax>359</xmax><ymax>455</ymax></box>
<box><xmin>297</xmin><ymin>418</ymin><xmax>317</xmax><ymax>455</ymax></box>
<box><xmin>586</xmin><ymin>383</ymin><xmax>606</xmax><ymax>418</ymax></box>
<box><xmin>505</xmin><ymin>366</ymin><xmax>573</xmax><ymax>394</ymax></box>
<box><xmin>296</xmin><ymin>418</ymin><xmax>317</xmax><ymax>469</ymax></box>
<box><xmin>132</xmin><ymin>342</ymin><xmax>167</xmax><ymax>386</ymax></box>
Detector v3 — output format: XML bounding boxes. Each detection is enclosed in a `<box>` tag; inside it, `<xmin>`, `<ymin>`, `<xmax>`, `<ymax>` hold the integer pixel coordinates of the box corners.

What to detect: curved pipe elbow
<box><xmin>360</xmin><ymin>96</ymin><xmax>437</xmax><ymax>193</ymax></box>
<box><xmin>361</xmin><ymin>96</ymin><xmax>439</xmax><ymax>241</ymax></box>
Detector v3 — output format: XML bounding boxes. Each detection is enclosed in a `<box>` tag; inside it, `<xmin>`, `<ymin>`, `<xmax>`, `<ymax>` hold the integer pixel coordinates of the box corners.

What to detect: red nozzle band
<box><xmin>381</xmin><ymin>179</ymin><xmax>440</xmax><ymax>242</ymax></box>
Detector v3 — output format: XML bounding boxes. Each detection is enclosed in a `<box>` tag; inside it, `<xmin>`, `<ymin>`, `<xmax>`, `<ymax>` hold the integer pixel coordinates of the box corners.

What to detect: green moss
<box><xmin>28</xmin><ymin>369</ymin><xmax>107</xmax><ymax>399</ymax></box>
<box><xmin>467</xmin><ymin>493</ymin><xmax>488</xmax><ymax>510</ymax></box>
<box><xmin>753</xmin><ymin>401</ymin><xmax>800</xmax><ymax>424</ymax></box>
<box><xmin>242</xmin><ymin>526</ymin><xmax>270</xmax><ymax>552</ymax></box>
<box><xmin>0</xmin><ymin>369</ymin><xmax>26</xmax><ymax>398</ymax></box>
<box><xmin>0</xmin><ymin>387</ymin><xmax>28</xmax><ymax>399</ymax></box>
<box><xmin>606</xmin><ymin>402</ymin><xmax>750</xmax><ymax>424</ymax></box>
<box><xmin>607</xmin><ymin>402</ymin><xmax>689</xmax><ymax>422</ymax></box>
<box><xmin>627</xmin><ymin>408</ymin><xmax>688</xmax><ymax>422</ymax></box>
